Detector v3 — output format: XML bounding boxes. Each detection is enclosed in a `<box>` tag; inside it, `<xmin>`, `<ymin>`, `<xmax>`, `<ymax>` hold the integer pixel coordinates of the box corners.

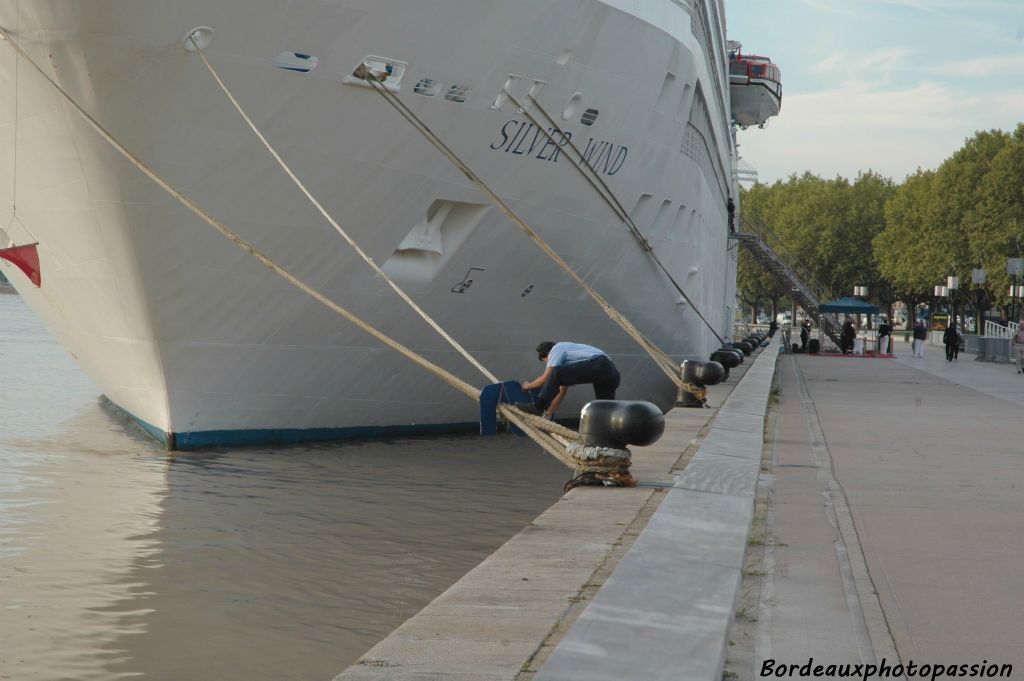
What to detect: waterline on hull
<box><xmin>114</xmin><ymin>399</ymin><xmax>484</xmax><ymax>450</ymax></box>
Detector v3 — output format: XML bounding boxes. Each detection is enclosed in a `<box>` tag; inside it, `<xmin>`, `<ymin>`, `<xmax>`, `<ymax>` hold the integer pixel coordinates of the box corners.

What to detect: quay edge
<box><xmin>335</xmin><ymin>334</ymin><xmax>782</xmax><ymax>681</ymax></box>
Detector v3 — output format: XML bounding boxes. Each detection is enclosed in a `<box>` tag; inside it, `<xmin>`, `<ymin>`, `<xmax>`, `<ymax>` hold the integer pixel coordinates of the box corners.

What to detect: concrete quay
<box><xmin>335</xmin><ymin>337</ymin><xmax>781</xmax><ymax>681</ymax></box>
<box><xmin>735</xmin><ymin>343</ymin><xmax>1024</xmax><ymax>677</ymax></box>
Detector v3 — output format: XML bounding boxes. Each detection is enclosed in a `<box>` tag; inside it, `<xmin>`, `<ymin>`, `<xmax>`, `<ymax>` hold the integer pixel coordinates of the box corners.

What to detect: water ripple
<box><xmin>0</xmin><ymin>295</ymin><xmax>566</xmax><ymax>681</ymax></box>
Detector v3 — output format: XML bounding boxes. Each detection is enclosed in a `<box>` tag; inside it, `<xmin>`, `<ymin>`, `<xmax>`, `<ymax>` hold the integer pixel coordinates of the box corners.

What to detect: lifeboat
<box><xmin>727</xmin><ymin>41</ymin><xmax>782</xmax><ymax>128</ymax></box>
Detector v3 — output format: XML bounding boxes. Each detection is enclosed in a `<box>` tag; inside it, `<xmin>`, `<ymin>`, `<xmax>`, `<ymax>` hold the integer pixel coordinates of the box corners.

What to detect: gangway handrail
<box><xmin>738</xmin><ymin>215</ymin><xmax>834</xmax><ymax>305</ymax></box>
<box><xmin>984</xmin><ymin>320</ymin><xmax>1019</xmax><ymax>339</ymax></box>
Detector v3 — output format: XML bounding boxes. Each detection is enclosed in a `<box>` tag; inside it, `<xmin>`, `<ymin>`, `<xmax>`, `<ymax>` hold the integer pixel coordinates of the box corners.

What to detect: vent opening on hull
<box><xmin>273</xmin><ymin>51</ymin><xmax>318</xmax><ymax>73</ymax></box>
<box><xmin>382</xmin><ymin>200</ymin><xmax>489</xmax><ymax>284</ymax></box>
<box><xmin>445</xmin><ymin>84</ymin><xmax>470</xmax><ymax>103</ymax></box>
<box><xmin>414</xmin><ymin>78</ymin><xmax>442</xmax><ymax>96</ymax></box>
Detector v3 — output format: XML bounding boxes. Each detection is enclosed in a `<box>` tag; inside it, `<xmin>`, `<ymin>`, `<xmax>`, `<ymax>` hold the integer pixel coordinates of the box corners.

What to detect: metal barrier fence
<box><xmin>976</xmin><ymin>336</ymin><xmax>1013</xmax><ymax>363</ymax></box>
<box><xmin>733</xmin><ymin>323</ymin><xmax>771</xmax><ymax>339</ymax></box>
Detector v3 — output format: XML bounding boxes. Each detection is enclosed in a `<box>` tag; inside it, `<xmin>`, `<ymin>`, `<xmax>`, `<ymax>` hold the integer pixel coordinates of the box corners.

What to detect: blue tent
<box><xmin>818</xmin><ymin>296</ymin><xmax>880</xmax><ymax>314</ymax></box>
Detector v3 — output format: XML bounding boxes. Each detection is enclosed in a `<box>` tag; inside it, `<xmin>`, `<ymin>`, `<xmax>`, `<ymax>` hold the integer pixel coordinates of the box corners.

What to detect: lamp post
<box><xmin>1009</xmin><ymin>258</ymin><xmax>1024</xmax><ymax>324</ymax></box>
<box><xmin>933</xmin><ymin>285</ymin><xmax>948</xmax><ymax>330</ymax></box>
<box><xmin>947</xmin><ymin>276</ymin><xmax>959</xmax><ymax>329</ymax></box>
<box><xmin>853</xmin><ymin>286</ymin><xmax>867</xmax><ymax>329</ymax></box>
<box><xmin>972</xmin><ymin>267</ymin><xmax>987</xmax><ymax>334</ymax></box>
<box><xmin>1010</xmin><ymin>285</ymin><xmax>1024</xmax><ymax>325</ymax></box>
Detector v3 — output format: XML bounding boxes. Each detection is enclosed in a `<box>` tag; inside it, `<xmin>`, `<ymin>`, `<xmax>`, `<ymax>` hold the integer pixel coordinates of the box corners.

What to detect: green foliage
<box><xmin>966</xmin><ymin>125</ymin><xmax>1024</xmax><ymax>310</ymax></box>
<box><xmin>874</xmin><ymin>169</ymin><xmax>939</xmax><ymax>294</ymax></box>
<box><xmin>736</xmin><ymin>245</ymin><xmax>782</xmax><ymax>318</ymax></box>
<box><xmin>745</xmin><ymin>124</ymin><xmax>1024</xmax><ymax>323</ymax></box>
<box><xmin>740</xmin><ymin>171</ymin><xmax>893</xmax><ymax>301</ymax></box>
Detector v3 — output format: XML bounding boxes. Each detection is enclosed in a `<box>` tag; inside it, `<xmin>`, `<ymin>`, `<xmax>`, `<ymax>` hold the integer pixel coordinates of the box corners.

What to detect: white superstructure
<box><xmin>0</xmin><ymin>0</ymin><xmax>740</xmax><ymax>448</ymax></box>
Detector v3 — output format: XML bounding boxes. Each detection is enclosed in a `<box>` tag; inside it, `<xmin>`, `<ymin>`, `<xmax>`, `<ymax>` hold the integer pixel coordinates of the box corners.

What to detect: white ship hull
<box><xmin>0</xmin><ymin>0</ymin><xmax>739</xmax><ymax>448</ymax></box>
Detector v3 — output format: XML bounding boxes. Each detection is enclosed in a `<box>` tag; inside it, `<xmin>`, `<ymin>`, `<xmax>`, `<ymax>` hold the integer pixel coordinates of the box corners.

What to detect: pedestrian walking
<box><xmin>800</xmin><ymin>320</ymin><xmax>810</xmax><ymax>353</ymax></box>
<box><xmin>943</xmin><ymin>323</ymin><xmax>961</xmax><ymax>362</ymax></box>
<box><xmin>912</xmin><ymin>319</ymin><xmax>927</xmax><ymax>358</ymax></box>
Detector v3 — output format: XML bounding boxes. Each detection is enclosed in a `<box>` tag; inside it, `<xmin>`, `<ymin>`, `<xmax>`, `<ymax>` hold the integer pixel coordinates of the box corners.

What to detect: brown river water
<box><xmin>0</xmin><ymin>294</ymin><xmax>567</xmax><ymax>680</ymax></box>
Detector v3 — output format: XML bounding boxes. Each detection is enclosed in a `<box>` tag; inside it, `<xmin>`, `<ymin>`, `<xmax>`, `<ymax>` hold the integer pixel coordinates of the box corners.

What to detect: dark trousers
<box><xmin>536</xmin><ymin>355</ymin><xmax>620</xmax><ymax>409</ymax></box>
<box><xmin>946</xmin><ymin>343</ymin><xmax>959</xmax><ymax>361</ymax></box>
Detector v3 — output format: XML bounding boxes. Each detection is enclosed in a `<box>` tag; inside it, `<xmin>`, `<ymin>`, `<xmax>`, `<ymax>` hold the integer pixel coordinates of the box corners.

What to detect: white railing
<box><xmin>983</xmin><ymin>320</ymin><xmax>1019</xmax><ymax>339</ymax></box>
<box><xmin>733</xmin><ymin>322</ymin><xmax>771</xmax><ymax>339</ymax></box>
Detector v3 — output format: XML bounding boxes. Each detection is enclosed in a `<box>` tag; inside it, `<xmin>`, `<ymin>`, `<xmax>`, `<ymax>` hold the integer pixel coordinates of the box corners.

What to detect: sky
<box><xmin>726</xmin><ymin>0</ymin><xmax>1024</xmax><ymax>184</ymax></box>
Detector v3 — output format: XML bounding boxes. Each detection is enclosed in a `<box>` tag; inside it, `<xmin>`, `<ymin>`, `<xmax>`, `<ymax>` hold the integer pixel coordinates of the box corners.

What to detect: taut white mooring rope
<box><xmin>356</xmin><ymin>70</ymin><xmax>715</xmax><ymax>404</ymax></box>
<box><xmin>0</xmin><ymin>27</ymin><xmax>585</xmax><ymax>465</ymax></box>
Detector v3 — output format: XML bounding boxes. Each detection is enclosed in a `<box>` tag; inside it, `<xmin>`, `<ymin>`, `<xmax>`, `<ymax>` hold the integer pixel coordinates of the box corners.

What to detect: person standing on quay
<box><xmin>913</xmin><ymin>319</ymin><xmax>927</xmax><ymax>358</ymax></box>
<box><xmin>800</xmin><ymin>320</ymin><xmax>810</xmax><ymax>353</ymax></box>
<box><xmin>1014</xmin><ymin>320</ymin><xmax>1024</xmax><ymax>374</ymax></box>
<box><xmin>876</xmin><ymin>317</ymin><xmax>892</xmax><ymax>356</ymax></box>
<box><xmin>943</xmin><ymin>322</ymin><xmax>961</xmax><ymax>362</ymax></box>
<box><xmin>841</xmin><ymin>317</ymin><xmax>856</xmax><ymax>355</ymax></box>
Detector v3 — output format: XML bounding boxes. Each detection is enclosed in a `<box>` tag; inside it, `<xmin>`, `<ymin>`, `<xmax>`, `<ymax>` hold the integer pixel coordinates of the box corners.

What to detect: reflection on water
<box><xmin>0</xmin><ymin>296</ymin><xmax>567</xmax><ymax>681</ymax></box>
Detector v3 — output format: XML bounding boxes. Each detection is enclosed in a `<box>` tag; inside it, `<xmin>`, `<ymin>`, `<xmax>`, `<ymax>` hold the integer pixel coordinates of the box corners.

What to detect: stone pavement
<box><xmin>746</xmin><ymin>349</ymin><xmax>1024</xmax><ymax>676</ymax></box>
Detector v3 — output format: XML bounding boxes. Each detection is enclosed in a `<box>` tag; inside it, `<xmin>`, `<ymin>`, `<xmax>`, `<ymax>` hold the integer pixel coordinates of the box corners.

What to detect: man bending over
<box><xmin>519</xmin><ymin>341</ymin><xmax>621</xmax><ymax>419</ymax></box>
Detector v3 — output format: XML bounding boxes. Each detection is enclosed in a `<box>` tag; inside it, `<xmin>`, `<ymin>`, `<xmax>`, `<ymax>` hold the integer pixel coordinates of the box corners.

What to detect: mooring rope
<box><xmin>508</xmin><ymin>90</ymin><xmax>727</xmax><ymax>348</ymax></box>
<box><xmin>0</xmin><ymin>27</ymin><xmax>597</xmax><ymax>468</ymax></box>
<box><xmin>185</xmin><ymin>41</ymin><xmax>597</xmax><ymax>455</ymax></box>
<box><xmin>188</xmin><ymin>37</ymin><xmax>500</xmax><ymax>386</ymax></box>
<box><xmin>358</xmin><ymin>68</ymin><xmax>704</xmax><ymax>399</ymax></box>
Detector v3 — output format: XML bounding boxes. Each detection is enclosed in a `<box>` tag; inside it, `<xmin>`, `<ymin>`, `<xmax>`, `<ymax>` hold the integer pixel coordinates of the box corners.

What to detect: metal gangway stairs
<box><xmin>732</xmin><ymin>216</ymin><xmax>842</xmax><ymax>347</ymax></box>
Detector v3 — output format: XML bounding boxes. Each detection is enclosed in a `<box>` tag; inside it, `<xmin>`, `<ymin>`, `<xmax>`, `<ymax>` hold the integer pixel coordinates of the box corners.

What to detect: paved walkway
<box><xmin>750</xmin><ymin>349</ymin><xmax>1024</xmax><ymax>675</ymax></box>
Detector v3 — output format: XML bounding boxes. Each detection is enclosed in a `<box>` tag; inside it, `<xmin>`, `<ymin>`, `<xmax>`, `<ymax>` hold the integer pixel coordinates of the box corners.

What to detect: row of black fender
<box><xmin>677</xmin><ymin>330</ymin><xmax>771</xmax><ymax>407</ymax></box>
<box><xmin>574</xmin><ymin>331</ymin><xmax>773</xmax><ymax>449</ymax></box>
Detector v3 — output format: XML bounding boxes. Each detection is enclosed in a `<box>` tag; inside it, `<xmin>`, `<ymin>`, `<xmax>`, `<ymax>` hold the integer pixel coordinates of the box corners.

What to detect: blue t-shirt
<box><xmin>546</xmin><ymin>342</ymin><xmax>607</xmax><ymax>367</ymax></box>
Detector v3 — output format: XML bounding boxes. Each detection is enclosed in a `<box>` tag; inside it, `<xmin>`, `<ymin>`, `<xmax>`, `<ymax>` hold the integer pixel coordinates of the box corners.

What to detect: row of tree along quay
<box><xmin>739</xmin><ymin>123</ymin><xmax>1024</xmax><ymax>330</ymax></box>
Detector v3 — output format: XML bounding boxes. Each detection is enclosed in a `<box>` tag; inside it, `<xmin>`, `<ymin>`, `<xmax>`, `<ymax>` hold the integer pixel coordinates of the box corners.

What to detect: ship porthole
<box><xmin>183</xmin><ymin>26</ymin><xmax>215</xmax><ymax>52</ymax></box>
<box><xmin>562</xmin><ymin>92</ymin><xmax>583</xmax><ymax>120</ymax></box>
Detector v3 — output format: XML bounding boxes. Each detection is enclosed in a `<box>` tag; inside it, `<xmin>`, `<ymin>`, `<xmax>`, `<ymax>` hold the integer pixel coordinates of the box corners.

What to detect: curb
<box><xmin>536</xmin><ymin>335</ymin><xmax>781</xmax><ymax>681</ymax></box>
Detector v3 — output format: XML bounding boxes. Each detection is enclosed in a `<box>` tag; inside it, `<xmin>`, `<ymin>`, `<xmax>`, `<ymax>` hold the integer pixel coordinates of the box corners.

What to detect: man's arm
<box><xmin>522</xmin><ymin>365</ymin><xmax>553</xmax><ymax>391</ymax></box>
<box><xmin>546</xmin><ymin>386</ymin><xmax>569</xmax><ymax>417</ymax></box>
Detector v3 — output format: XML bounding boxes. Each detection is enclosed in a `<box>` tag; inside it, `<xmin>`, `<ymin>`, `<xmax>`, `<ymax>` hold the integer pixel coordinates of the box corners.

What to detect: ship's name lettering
<box><xmin>489</xmin><ymin>119</ymin><xmax>628</xmax><ymax>176</ymax></box>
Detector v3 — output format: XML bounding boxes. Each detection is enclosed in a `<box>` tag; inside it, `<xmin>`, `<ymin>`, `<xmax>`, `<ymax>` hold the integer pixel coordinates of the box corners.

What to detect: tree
<box><xmin>873</xmin><ymin>169</ymin><xmax>941</xmax><ymax>323</ymax></box>
<box><xmin>935</xmin><ymin>129</ymin><xmax>1012</xmax><ymax>327</ymax></box>
<box><xmin>742</xmin><ymin>172</ymin><xmax>893</xmax><ymax>310</ymax></box>
<box><xmin>736</xmin><ymin>247</ymin><xmax>783</xmax><ymax>322</ymax></box>
<box><xmin>963</xmin><ymin>125</ymin><xmax>1024</xmax><ymax>321</ymax></box>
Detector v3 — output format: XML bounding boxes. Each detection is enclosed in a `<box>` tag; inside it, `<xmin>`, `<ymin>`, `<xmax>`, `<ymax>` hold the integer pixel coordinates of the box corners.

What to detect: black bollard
<box><xmin>712</xmin><ymin>350</ymin><xmax>741</xmax><ymax>368</ymax></box>
<box><xmin>711</xmin><ymin>349</ymin><xmax>741</xmax><ymax>381</ymax></box>
<box><xmin>677</xmin><ymin>359</ymin><xmax>725</xmax><ymax>408</ymax></box>
<box><xmin>721</xmin><ymin>346</ymin><xmax>744</xmax><ymax>364</ymax></box>
<box><xmin>578</xmin><ymin>400</ymin><xmax>665</xmax><ymax>450</ymax></box>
